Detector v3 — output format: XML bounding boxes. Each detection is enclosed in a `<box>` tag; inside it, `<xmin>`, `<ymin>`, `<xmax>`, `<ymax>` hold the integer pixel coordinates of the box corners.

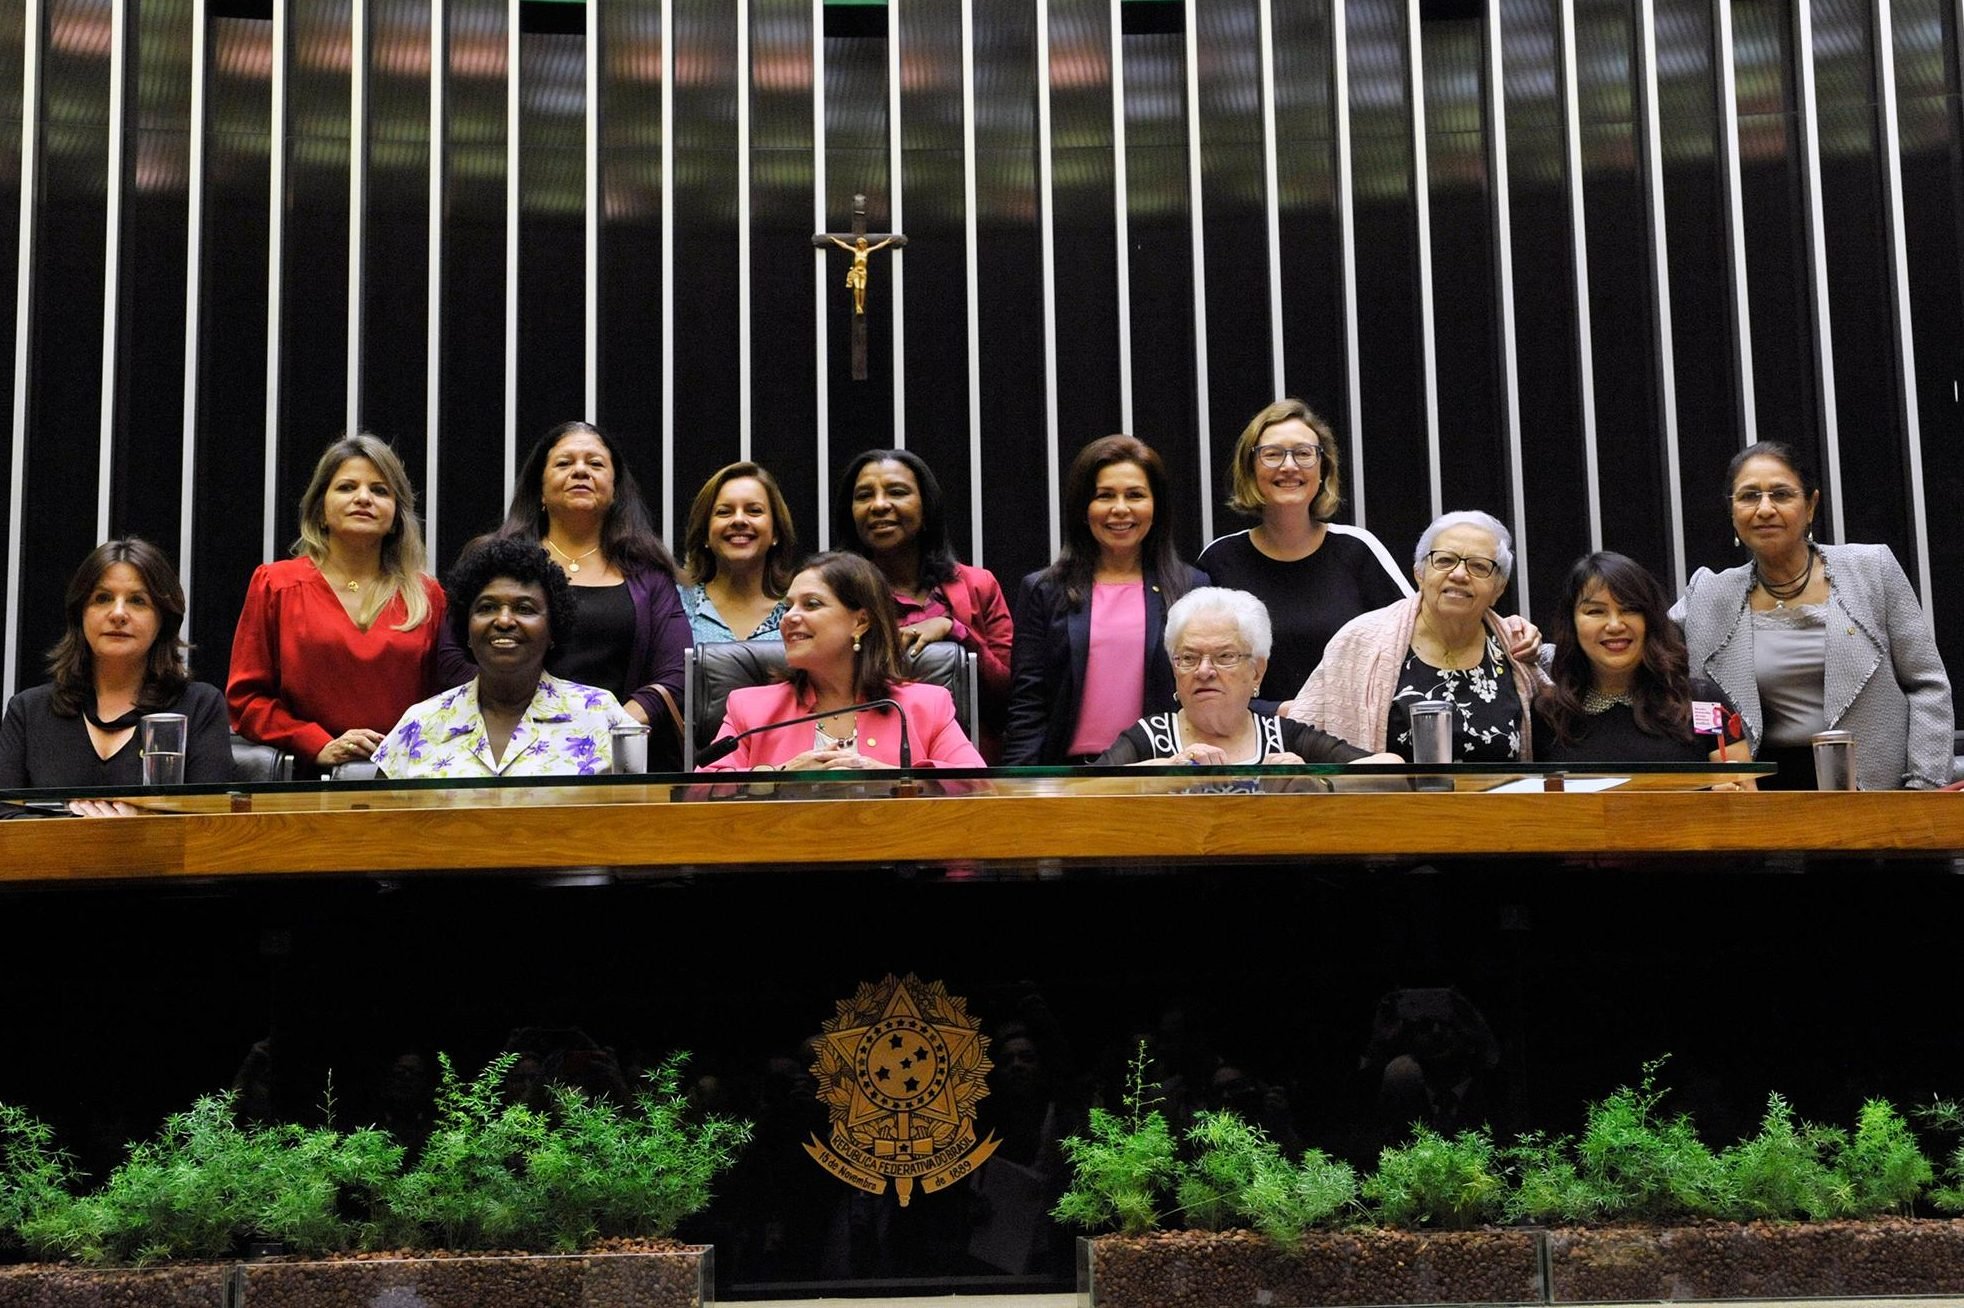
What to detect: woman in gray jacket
<box><xmin>1673</xmin><ymin>441</ymin><xmax>1951</xmax><ymax>789</ymax></box>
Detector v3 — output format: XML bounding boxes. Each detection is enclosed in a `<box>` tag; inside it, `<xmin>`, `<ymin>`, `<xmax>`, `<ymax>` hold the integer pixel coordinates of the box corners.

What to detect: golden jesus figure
<box><xmin>827</xmin><ymin>235</ymin><xmax>897</xmax><ymax>315</ymax></box>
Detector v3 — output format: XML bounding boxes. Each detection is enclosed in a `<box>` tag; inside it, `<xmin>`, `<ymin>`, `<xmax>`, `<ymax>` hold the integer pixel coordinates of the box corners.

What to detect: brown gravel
<box><xmin>235</xmin><ymin>1245</ymin><xmax>709</xmax><ymax>1308</ymax></box>
<box><xmin>1546</xmin><ymin>1217</ymin><xmax>1964</xmax><ymax>1301</ymax></box>
<box><xmin>1085</xmin><ymin>1227</ymin><xmax>1541</xmax><ymax>1308</ymax></box>
<box><xmin>0</xmin><ymin>1263</ymin><xmax>229</xmax><ymax>1308</ymax></box>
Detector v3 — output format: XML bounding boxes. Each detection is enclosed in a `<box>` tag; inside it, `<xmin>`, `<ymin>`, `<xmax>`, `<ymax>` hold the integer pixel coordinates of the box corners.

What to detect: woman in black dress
<box><xmin>0</xmin><ymin>539</ymin><xmax>230</xmax><ymax>812</ymax></box>
<box><xmin>1533</xmin><ymin>551</ymin><xmax>1752</xmax><ymax>774</ymax></box>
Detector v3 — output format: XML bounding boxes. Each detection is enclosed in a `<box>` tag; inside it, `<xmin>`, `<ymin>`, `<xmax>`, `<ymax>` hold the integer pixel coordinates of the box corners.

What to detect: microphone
<box><xmin>698</xmin><ymin>697</ymin><xmax>912</xmax><ymax>769</ymax></box>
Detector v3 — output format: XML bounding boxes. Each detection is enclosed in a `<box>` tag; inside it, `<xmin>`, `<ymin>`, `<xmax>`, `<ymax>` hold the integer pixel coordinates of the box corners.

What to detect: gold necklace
<box><xmin>545</xmin><ymin>537</ymin><xmax>602</xmax><ymax>575</ymax></box>
<box><xmin>319</xmin><ymin>562</ymin><xmax>366</xmax><ymax>593</ymax></box>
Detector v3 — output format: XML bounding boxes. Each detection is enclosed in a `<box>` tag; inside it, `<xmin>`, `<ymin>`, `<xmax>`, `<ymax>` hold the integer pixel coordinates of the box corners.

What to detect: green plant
<box><xmin>1916</xmin><ymin>1099</ymin><xmax>1964</xmax><ymax>1214</ymax></box>
<box><xmin>382</xmin><ymin>1051</ymin><xmax>753</xmax><ymax>1253</ymax></box>
<box><xmin>1176</xmin><ymin>1110</ymin><xmax>1356</xmax><ymax>1245</ymax></box>
<box><xmin>1833</xmin><ymin>1097</ymin><xmax>1931</xmax><ymax>1218</ymax></box>
<box><xmin>1719</xmin><ymin>1092</ymin><xmax>1842</xmax><ymax>1221</ymax></box>
<box><xmin>1502</xmin><ymin>1130</ymin><xmax>1609</xmax><ymax>1224</ymax></box>
<box><xmin>1362</xmin><ymin>1125</ymin><xmax>1504</xmax><ymax>1229</ymax></box>
<box><xmin>1051</xmin><ymin>1044</ymin><xmax>1179</xmax><ymax>1236</ymax></box>
<box><xmin>1572</xmin><ymin>1057</ymin><xmax>1729</xmax><ymax>1221</ymax></box>
<box><xmin>18</xmin><ymin>1088</ymin><xmax>399</xmax><ymax>1266</ymax></box>
<box><xmin>0</xmin><ymin>1103</ymin><xmax>81</xmax><ymax>1255</ymax></box>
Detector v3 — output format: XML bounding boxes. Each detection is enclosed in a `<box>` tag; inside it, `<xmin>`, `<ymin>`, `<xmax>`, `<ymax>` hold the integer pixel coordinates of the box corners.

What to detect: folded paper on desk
<box><xmin>1487</xmin><ymin>776</ymin><xmax>1626</xmax><ymax>794</ymax></box>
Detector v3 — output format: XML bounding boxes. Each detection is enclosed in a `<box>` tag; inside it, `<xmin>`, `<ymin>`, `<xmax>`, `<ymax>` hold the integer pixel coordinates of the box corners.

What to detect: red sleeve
<box><xmin>953</xmin><ymin>565</ymin><xmax>1014</xmax><ymax>705</ymax></box>
<box><xmin>226</xmin><ymin>565</ymin><xmax>335</xmax><ymax>761</ymax></box>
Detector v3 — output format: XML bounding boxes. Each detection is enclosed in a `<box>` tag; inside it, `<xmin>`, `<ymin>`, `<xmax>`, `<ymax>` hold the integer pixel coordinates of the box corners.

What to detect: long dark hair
<box><xmin>832</xmin><ymin>448</ymin><xmax>959</xmax><ymax>591</ymax></box>
<box><xmin>783</xmin><ymin>551</ymin><xmax>908</xmax><ymax>706</ymax></box>
<box><xmin>1045</xmin><ymin>434</ymin><xmax>1194</xmax><ymax>608</ymax></box>
<box><xmin>1538</xmin><ymin>551</ymin><xmax>1696</xmax><ymax>747</ymax></box>
<box><xmin>502</xmin><ymin>421</ymin><xmax>677</xmax><ymax>578</ymax></box>
<box><xmin>45</xmin><ymin>539</ymin><xmax>192</xmax><ymax>717</ymax></box>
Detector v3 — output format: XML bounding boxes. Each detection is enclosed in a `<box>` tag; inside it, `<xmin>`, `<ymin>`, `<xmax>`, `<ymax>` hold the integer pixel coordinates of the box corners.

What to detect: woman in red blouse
<box><xmin>227</xmin><ymin>435</ymin><xmax>445</xmax><ymax>771</ymax></box>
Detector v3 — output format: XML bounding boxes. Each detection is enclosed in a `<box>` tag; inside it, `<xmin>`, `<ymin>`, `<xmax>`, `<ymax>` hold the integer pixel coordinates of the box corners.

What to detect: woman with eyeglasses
<box><xmin>1671</xmin><ymin>441</ymin><xmax>1950</xmax><ymax>789</ymax></box>
<box><xmin>1095</xmin><ymin>588</ymin><xmax>1391</xmax><ymax>765</ymax></box>
<box><xmin>1288</xmin><ymin>510</ymin><xmax>1547</xmax><ymax>760</ymax></box>
<box><xmin>1004</xmin><ymin>434</ymin><xmax>1206</xmax><ymax>765</ymax></box>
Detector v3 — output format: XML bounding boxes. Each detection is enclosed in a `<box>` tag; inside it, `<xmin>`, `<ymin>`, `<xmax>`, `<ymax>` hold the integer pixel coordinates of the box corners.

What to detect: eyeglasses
<box><xmin>1732</xmin><ymin>487</ymin><xmax>1803</xmax><ymax>508</ymax></box>
<box><xmin>1422</xmin><ymin>551</ymin><xmax>1499</xmax><ymax>580</ymax></box>
<box><xmin>1171</xmin><ymin>650</ymin><xmax>1251</xmax><ymax>671</ymax></box>
<box><xmin>1255</xmin><ymin>444</ymin><xmax>1321</xmax><ymax>469</ymax></box>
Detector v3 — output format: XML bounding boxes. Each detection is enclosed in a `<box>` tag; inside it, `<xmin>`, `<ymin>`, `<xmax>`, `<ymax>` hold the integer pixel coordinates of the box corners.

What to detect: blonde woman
<box><xmin>228</xmin><ymin>434</ymin><xmax>444</xmax><ymax>771</ymax></box>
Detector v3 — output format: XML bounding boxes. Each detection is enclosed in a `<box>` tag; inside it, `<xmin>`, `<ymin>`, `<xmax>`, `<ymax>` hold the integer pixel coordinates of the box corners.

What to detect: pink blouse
<box><xmin>1067</xmin><ymin>582</ymin><xmax>1147</xmax><ymax>757</ymax></box>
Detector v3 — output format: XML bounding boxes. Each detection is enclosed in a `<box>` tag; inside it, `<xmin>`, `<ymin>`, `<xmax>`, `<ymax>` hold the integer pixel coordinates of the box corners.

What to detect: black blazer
<box><xmin>1002</xmin><ymin>562</ymin><xmax>1207</xmax><ymax>766</ymax></box>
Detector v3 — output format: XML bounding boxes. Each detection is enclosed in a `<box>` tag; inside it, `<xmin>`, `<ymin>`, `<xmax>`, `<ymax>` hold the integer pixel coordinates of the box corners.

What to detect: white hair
<box><xmin>1413</xmin><ymin>509</ymin><xmax>1514</xmax><ymax>581</ymax></box>
<box><xmin>1163</xmin><ymin>587</ymin><xmax>1273</xmax><ymax>660</ymax></box>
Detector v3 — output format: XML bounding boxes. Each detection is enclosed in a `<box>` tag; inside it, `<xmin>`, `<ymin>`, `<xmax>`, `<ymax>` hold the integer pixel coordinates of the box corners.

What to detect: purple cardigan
<box><xmin>436</xmin><ymin>567</ymin><xmax>693</xmax><ymax>728</ymax></box>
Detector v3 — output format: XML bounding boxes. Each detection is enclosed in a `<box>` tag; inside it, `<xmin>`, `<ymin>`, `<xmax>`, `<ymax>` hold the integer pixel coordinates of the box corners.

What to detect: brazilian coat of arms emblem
<box><xmin>804</xmin><ymin>973</ymin><xmax>1000</xmax><ymax>1205</ymax></box>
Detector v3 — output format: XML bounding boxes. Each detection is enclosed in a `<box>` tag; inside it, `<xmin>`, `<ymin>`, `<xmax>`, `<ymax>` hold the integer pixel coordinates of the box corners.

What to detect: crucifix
<box><xmin>813</xmin><ymin>194</ymin><xmax>908</xmax><ymax>381</ymax></box>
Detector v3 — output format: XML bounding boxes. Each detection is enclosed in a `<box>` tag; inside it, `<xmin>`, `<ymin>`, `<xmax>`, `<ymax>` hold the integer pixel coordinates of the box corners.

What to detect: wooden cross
<box><xmin>813</xmin><ymin>194</ymin><xmax>908</xmax><ymax>381</ymax></box>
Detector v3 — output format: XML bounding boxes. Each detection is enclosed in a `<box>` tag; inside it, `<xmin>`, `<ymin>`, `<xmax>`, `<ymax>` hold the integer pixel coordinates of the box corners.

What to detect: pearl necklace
<box><xmin>1582</xmin><ymin>687</ymin><xmax>1633</xmax><ymax>715</ymax></box>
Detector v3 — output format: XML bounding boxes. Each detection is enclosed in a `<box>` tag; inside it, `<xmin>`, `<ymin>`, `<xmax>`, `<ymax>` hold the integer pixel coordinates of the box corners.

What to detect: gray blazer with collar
<box><xmin>1672</xmin><ymin>543</ymin><xmax>1952</xmax><ymax>789</ymax></box>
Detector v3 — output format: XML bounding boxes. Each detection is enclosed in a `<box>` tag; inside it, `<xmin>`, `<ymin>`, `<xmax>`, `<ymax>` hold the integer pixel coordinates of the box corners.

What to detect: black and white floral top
<box><xmin>1385</xmin><ymin>633</ymin><xmax>1523</xmax><ymax>762</ymax></box>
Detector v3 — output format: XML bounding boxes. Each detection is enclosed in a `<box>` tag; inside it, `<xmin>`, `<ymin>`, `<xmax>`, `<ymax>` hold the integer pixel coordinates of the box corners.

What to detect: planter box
<box><xmin>235</xmin><ymin>1243</ymin><xmax>711</xmax><ymax>1308</ymax></box>
<box><xmin>0</xmin><ymin>1263</ymin><xmax>230</xmax><ymax>1308</ymax></box>
<box><xmin>1079</xmin><ymin>1228</ymin><xmax>1541</xmax><ymax>1308</ymax></box>
<box><xmin>1546</xmin><ymin>1218</ymin><xmax>1964</xmax><ymax>1301</ymax></box>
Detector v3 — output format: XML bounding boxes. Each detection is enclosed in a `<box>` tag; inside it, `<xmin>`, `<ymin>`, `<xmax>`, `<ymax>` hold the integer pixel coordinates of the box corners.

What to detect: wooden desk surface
<box><xmin>3</xmin><ymin>788</ymin><xmax>1961</xmax><ymax>884</ymax></box>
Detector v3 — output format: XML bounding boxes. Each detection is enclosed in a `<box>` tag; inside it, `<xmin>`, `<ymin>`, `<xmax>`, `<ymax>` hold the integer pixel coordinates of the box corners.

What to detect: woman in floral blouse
<box><xmin>374</xmin><ymin>536</ymin><xmax>633</xmax><ymax>778</ymax></box>
<box><xmin>1288</xmin><ymin>510</ymin><xmax>1546</xmax><ymax>760</ymax></box>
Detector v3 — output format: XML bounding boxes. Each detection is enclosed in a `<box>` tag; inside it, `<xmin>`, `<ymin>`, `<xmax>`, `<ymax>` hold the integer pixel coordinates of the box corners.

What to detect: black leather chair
<box><xmin>229</xmin><ymin>733</ymin><xmax>293</xmax><ymax>783</ymax></box>
<box><xmin>683</xmin><ymin>640</ymin><xmax>977</xmax><ymax>769</ymax></box>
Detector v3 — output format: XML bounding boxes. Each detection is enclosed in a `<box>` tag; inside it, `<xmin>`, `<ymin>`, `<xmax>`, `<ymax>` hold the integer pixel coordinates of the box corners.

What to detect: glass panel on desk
<box><xmin>0</xmin><ymin>760</ymin><xmax>1776</xmax><ymax>815</ymax></box>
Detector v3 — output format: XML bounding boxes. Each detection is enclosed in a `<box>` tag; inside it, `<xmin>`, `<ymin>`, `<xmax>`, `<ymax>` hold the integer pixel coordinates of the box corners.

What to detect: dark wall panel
<box><xmin>1047</xmin><ymin>0</ymin><xmax>1120</xmax><ymax>481</ymax></box>
<box><xmin>20</xmin><ymin>0</ymin><xmax>112</xmax><ymax>683</ymax></box>
<box><xmin>595</xmin><ymin>0</ymin><xmax>661</xmax><ymax>471</ymax></box>
<box><xmin>746</xmin><ymin>0</ymin><xmax>816</xmax><ymax>542</ymax></box>
<box><xmin>433</xmin><ymin>0</ymin><xmax>506</xmax><ymax>563</ymax></box>
<box><xmin>0</xmin><ymin>0</ymin><xmax>23</xmax><ymax>665</ymax></box>
<box><xmin>361</xmin><ymin>0</ymin><xmax>432</xmax><ymax>482</ymax></box>
<box><xmin>192</xmin><ymin>14</ymin><xmax>272</xmax><ymax>682</ymax></box>
<box><xmin>514</xmin><ymin>26</ymin><xmax>584</xmax><ymax>449</ymax></box>
<box><xmin>1271</xmin><ymin>0</ymin><xmax>1344</xmax><ymax>457</ymax></box>
<box><xmin>819</xmin><ymin>30</ymin><xmax>891</xmax><ymax>480</ymax></box>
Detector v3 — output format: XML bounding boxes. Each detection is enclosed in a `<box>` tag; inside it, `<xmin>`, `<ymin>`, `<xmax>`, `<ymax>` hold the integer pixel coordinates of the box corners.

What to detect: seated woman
<box><xmin>373</xmin><ymin>536</ymin><xmax>634</xmax><ymax>778</ymax></box>
<box><xmin>835</xmin><ymin>448</ymin><xmax>1013</xmax><ymax>758</ymax></box>
<box><xmin>228</xmin><ymin>434</ymin><xmax>445</xmax><ymax>773</ymax></box>
<box><xmin>1290</xmin><ymin>510</ymin><xmax>1546</xmax><ymax>760</ymax></box>
<box><xmin>1005</xmin><ymin>434</ymin><xmax>1206</xmax><ymax>765</ymax></box>
<box><xmin>679</xmin><ymin>460</ymin><xmax>795</xmax><ymax>644</ymax></box>
<box><xmin>1534</xmin><ymin>551</ymin><xmax>1752</xmax><ymax>772</ymax></box>
<box><xmin>1</xmin><ymin>540</ymin><xmax>231</xmax><ymax>811</ymax></box>
<box><xmin>698</xmin><ymin>551</ymin><xmax>986</xmax><ymax>771</ymax></box>
<box><xmin>1095</xmin><ymin>588</ymin><xmax>1391</xmax><ymax>766</ymax></box>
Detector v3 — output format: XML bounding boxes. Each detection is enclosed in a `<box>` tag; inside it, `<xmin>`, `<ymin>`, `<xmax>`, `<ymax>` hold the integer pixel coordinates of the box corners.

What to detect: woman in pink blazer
<box><xmin>698</xmin><ymin>552</ymin><xmax>985</xmax><ymax>771</ymax></box>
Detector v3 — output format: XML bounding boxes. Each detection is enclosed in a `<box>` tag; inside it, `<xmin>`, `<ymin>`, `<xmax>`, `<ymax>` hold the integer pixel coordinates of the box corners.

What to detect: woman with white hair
<box><xmin>1094</xmin><ymin>588</ymin><xmax>1391</xmax><ymax>766</ymax></box>
<box><xmin>1288</xmin><ymin>511</ymin><xmax>1546</xmax><ymax>760</ymax></box>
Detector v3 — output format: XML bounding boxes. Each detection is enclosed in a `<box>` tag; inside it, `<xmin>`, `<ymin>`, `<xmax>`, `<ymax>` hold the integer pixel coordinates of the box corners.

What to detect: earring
<box><xmin>1732</xmin><ymin>534</ymin><xmax>1740</xmax><ymax>548</ymax></box>
<box><xmin>1806</xmin><ymin>526</ymin><xmax>1815</xmax><ymax>544</ymax></box>
<box><xmin>852</xmin><ymin>636</ymin><xmax>862</xmax><ymax>652</ymax></box>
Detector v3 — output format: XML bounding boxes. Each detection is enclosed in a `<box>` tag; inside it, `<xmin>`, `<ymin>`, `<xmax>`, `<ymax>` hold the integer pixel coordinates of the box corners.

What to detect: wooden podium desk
<box><xmin>10</xmin><ymin>762</ymin><xmax>1964</xmax><ymax>885</ymax></box>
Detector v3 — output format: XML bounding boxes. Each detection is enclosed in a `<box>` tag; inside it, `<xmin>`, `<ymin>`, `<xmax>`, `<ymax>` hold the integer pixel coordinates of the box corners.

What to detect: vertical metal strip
<box><xmin>427</xmin><ymin>0</ymin><xmax>445</xmax><ymax>547</ymax></box>
<box><xmin>1557</xmin><ymin>0</ymin><xmax>1600</xmax><ymax>550</ymax></box>
<box><xmin>812</xmin><ymin>0</ymin><xmax>828</xmax><ymax>548</ymax></box>
<box><xmin>1334</xmin><ymin>0</ymin><xmax>1363</xmax><ymax>523</ymax></box>
<box><xmin>5</xmin><ymin>0</ymin><xmax>42</xmax><ymax>694</ymax></box>
<box><xmin>1184</xmin><ymin>0</ymin><xmax>1212</xmax><ymax>543</ymax></box>
<box><xmin>348</xmin><ymin>0</ymin><xmax>367</xmax><ymax>436</ymax></box>
<box><xmin>1874</xmin><ymin>0</ymin><xmax>1930</xmax><ymax>610</ymax></box>
<box><xmin>504</xmin><ymin>0</ymin><xmax>520</xmax><ymax>497</ymax></box>
<box><xmin>1408</xmin><ymin>0</ymin><xmax>1439</xmax><ymax>517</ymax></box>
<box><xmin>659</xmin><ymin>0</ymin><xmax>673</xmax><ymax>539</ymax></box>
<box><xmin>97</xmin><ymin>0</ymin><xmax>128</xmax><ymax>540</ymax></box>
<box><xmin>1110</xmin><ymin>0</ymin><xmax>1132</xmax><ymax>433</ymax></box>
<box><xmin>961</xmin><ymin>0</ymin><xmax>982</xmax><ymax>563</ymax></box>
<box><xmin>1793</xmin><ymin>0</ymin><xmax>1842</xmax><ymax>540</ymax></box>
<box><xmin>1486</xmin><ymin>0</ymin><xmax>1526</xmax><ymax>616</ymax></box>
<box><xmin>888</xmin><ymin>0</ymin><xmax>904</xmax><ymax>446</ymax></box>
<box><xmin>1257</xmin><ymin>0</ymin><xmax>1282</xmax><ymax>395</ymax></box>
<box><xmin>1714</xmin><ymin>0</ymin><xmax>1755</xmax><ymax>445</ymax></box>
<box><xmin>180</xmin><ymin>0</ymin><xmax>209</xmax><ymax>638</ymax></box>
<box><xmin>264</xmin><ymin>0</ymin><xmax>287</xmax><ymax>559</ymax></box>
<box><xmin>1637</xmin><ymin>0</ymin><xmax>1684</xmax><ymax>583</ymax></box>
<box><xmin>586</xmin><ymin>0</ymin><xmax>601</xmax><ymax>421</ymax></box>
<box><xmin>736</xmin><ymin>0</ymin><xmax>750</xmax><ymax>454</ymax></box>
<box><xmin>1037</xmin><ymin>0</ymin><xmax>1059</xmax><ymax>558</ymax></box>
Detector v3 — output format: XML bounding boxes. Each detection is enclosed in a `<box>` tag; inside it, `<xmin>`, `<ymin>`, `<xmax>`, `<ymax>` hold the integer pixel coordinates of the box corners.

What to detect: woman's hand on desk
<box><xmin>315</xmin><ymin>729</ymin><xmax>384</xmax><ymax>767</ymax></box>
<box><xmin>775</xmin><ymin>748</ymin><xmax>892</xmax><ymax>772</ymax></box>
<box><xmin>67</xmin><ymin>799</ymin><xmax>144</xmax><ymax>817</ymax></box>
